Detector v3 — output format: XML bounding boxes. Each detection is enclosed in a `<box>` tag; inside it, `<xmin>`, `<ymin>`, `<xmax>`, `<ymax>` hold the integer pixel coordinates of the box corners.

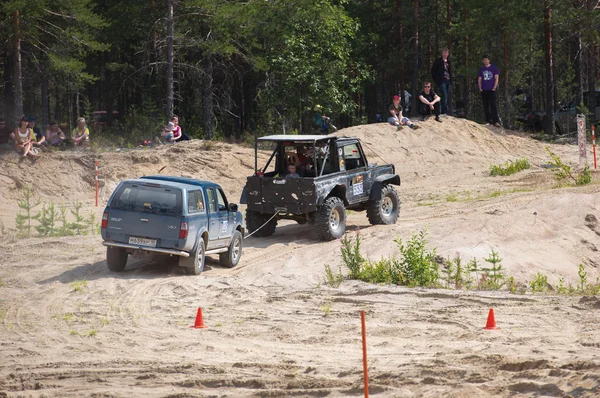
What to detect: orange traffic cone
<box><xmin>191</xmin><ymin>308</ymin><xmax>206</xmax><ymax>329</ymax></box>
<box><xmin>484</xmin><ymin>308</ymin><xmax>498</xmax><ymax>330</ymax></box>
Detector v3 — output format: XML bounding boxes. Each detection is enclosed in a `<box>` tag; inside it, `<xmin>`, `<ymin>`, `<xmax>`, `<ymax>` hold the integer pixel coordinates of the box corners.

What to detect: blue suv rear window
<box><xmin>111</xmin><ymin>183</ymin><xmax>182</xmax><ymax>215</ymax></box>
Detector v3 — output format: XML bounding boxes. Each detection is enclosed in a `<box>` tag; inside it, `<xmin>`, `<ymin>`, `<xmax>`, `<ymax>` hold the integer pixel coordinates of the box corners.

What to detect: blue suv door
<box><xmin>206</xmin><ymin>187</ymin><xmax>229</xmax><ymax>249</ymax></box>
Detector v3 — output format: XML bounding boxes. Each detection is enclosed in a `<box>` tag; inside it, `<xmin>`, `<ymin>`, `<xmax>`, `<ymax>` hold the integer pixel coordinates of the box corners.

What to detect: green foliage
<box><xmin>578</xmin><ymin>263</ymin><xmax>587</xmax><ymax>293</ymax></box>
<box><xmin>70</xmin><ymin>202</ymin><xmax>86</xmax><ymax>235</ymax></box>
<box><xmin>481</xmin><ymin>250</ymin><xmax>505</xmax><ymax>290</ymax></box>
<box><xmin>70</xmin><ymin>280</ymin><xmax>88</xmax><ymax>293</ymax></box>
<box><xmin>489</xmin><ymin>158</ymin><xmax>531</xmax><ymax>176</ymax></box>
<box><xmin>86</xmin><ymin>212</ymin><xmax>97</xmax><ymax>236</ymax></box>
<box><xmin>35</xmin><ymin>203</ymin><xmax>59</xmax><ymax>237</ymax></box>
<box><xmin>323</xmin><ymin>264</ymin><xmax>344</xmax><ymax>288</ymax></box>
<box><xmin>359</xmin><ymin>258</ymin><xmax>393</xmax><ymax>285</ymax></box>
<box><xmin>57</xmin><ymin>206</ymin><xmax>75</xmax><ymax>237</ymax></box>
<box><xmin>445</xmin><ymin>192</ymin><xmax>458</xmax><ymax>202</ymax></box>
<box><xmin>393</xmin><ymin>231</ymin><xmax>439</xmax><ymax>287</ymax></box>
<box><xmin>576</xmin><ymin>165</ymin><xmax>592</xmax><ymax>186</ymax></box>
<box><xmin>529</xmin><ymin>272</ymin><xmax>548</xmax><ymax>293</ymax></box>
<box><xmin>546</xmin><ymin>147</ymin><xmax>592</xmax><ymax>186</ymax></box>
<box><xmin>340</xmin><ymin>234</ymin><xmax>365</xmax><ymax>280</ymax></box>
<box><xmin>15</xmin><ymin>186</ymin><xmax>41</xmax><ymax>237</ymax></box>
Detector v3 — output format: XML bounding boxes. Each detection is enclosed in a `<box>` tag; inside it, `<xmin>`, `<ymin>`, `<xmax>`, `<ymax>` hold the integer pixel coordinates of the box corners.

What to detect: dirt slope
<box><xmin>1</xmin><ymin>117</ymin><xmax>600</xmax><ymax>397</ymax></box>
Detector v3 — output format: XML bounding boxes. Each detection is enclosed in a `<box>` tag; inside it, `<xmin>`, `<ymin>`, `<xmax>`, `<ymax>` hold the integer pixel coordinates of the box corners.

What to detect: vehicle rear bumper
<box><xmin>102</xmin><ymin>241</ymin><xmax>190</xmax><ymax>257</ymax></box>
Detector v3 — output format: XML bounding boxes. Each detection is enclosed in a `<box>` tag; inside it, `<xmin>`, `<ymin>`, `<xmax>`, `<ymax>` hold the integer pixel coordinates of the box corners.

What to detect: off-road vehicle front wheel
<box><xmin>316</xmin><ymin>197</ymin><xmax>347</xmax><ymax>241</ymax></box>
<box><xmin>367</xmin><ymin>184</ymin><xmax>400</xmax><ymax>225</ymax></box>
<box><xmin>246</xmin><ymin>209</ymin><xmax>277</xmax><ymax>237</ymax></box>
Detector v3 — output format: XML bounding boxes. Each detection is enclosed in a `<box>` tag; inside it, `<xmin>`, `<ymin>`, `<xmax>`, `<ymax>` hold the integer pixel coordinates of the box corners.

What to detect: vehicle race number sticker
<box><xmin>353</xmin><ymin>182</ymin><xmax>364</xmax><ymax>196</ymax></box>
<box><xmin>221</xmin><ymin>220</ymin><xmax>228</xmax><ymax>233</ymax></box>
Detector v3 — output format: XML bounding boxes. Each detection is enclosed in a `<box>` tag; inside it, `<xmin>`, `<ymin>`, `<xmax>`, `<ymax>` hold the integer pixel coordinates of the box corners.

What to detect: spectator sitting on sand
<box><xmin>45</xmin><ymin>121</ymin><xmax>67</xmax><ymax>147</ymax></box>
<box><xmin>28</xmin><ymin>117</ymin><xmax>46</xmax><ymax>146</ymax></box>
<box><xmin>14</xmin><ymin>116</ymin><xmax>40</xmax><ymax>159</ymax></box>
<box><xmin>388</xmin><ymin>95</ymin><xmax>420</xmax><ymax>131</ymax></box>
<box><xmin>171</xmin><ymin>115</ymin><xmax>191</xmax><ymax>142</ymax></box>
<box><xmin>72</xmin><ymin>117</ymin><xmax>90</xmax><ymax>146</ymax></box>
<box><xmin>162</xmin><ymin>121</ymin><xmax>178</xmax><ymax>143</ymax></box>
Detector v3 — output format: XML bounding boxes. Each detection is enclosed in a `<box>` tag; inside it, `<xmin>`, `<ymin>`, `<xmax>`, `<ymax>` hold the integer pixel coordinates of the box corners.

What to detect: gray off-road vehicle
<box><xmin>240</xmin><ymin>135</ymin><xmax>401</xmax><ymax>241</ymax></box>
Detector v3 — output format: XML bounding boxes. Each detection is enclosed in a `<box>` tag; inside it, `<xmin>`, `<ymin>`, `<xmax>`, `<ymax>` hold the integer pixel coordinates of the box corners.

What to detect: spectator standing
<box><xmin>431</xmin><ymin>48</ymin><xmax>452</xmax><ymax>115</ymax></box>
<box><xmin>0</xmin><ymin>117</ymin><xmax>13</xmax><ymax>145</ymax></box>
<box><xmin>418</xmin><ymin>82</ymin><xmax>442</xmax><ymax>122</ymax></box>
<box><xmin>478</xmin><ymin>55</ymin><xmax>501</xmax><ymax>126</ymax></box>
<box><xmin>45</xmin><ymin>121</ymin><xmax>66</xmax><ymax>147</ymax></box>
<box><xmin>28</xmin><ymin>117</ymin><xmax>46</xmax><ymax>146</ymax></box>
<box><xmin>388</xmin><ymin>95</ymin><xmax>420</xmax><ymax>131</ymax></box>
<box><xmin>72</xmin><ymin>117</ymin><xmax>90</xmax><ymax>146</ymax></box>
<box><xmin>171</xmin><ymin>115</ymin><xmax>191</xmax><ymax>141</ymax></box>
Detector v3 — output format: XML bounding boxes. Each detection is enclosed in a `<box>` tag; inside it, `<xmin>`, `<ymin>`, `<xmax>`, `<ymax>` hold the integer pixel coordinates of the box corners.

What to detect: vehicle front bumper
<box><xmin>102</xmin><ymin>241</ymin><xmax>190</xmax><ymax>257</ymax></box>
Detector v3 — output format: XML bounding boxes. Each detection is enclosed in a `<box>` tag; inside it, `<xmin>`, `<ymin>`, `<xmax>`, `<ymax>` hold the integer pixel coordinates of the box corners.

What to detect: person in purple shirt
<box><xmin>478</xmin><ymin>55</ymin><xmax>501</xmax><ymax>127</ymax></box>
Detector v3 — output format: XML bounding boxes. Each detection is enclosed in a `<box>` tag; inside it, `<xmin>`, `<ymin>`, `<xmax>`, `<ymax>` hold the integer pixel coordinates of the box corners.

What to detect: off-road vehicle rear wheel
<box><xmin>246</xmin><ymin>209</ymin><xmax>277</xmax><ymax>237</ymax></box>
<box><xmin>180</xmin><ymin>239</ymin><xmax>206</xmax><ymax>275</ymax></box>
<box><xmin>366</xmin><ymin>184</ymin><xmax>400</xmax><ymax>225</ymax></box>
<box><xmin>106</xmin><ymin>247</ymin><xmax>128</xmax><ymax>272</ymax></box>
<box><xmin>316</xmin><ymin>197</ymin><xmax>346</xmax><ymax>241</ymax></box>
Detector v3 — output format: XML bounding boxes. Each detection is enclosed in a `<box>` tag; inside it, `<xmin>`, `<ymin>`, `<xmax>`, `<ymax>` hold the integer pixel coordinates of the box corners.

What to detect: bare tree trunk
<box><xmin>463</xmin><ymin>8</ymin><xmax>470</xmax><ymax>117</ymax></box>
<box><xmin>167</xmin><ymin>0</ymin><xmax>174</xmax><ymax>119</ymax></box>
<box><xmin>41</xmin><ymin>65</ymin><xmax>49</xmax><ymax>131</ymax></box>
<box><xmin>589</xmin><ymin>45</ymin><xmax>596</xmax><ymax>118</ymax></box>
<box><xmin>12</xmin><ymin>11</ymin><xmax>23</xmax><ymax>119</ymax></box>
<box><xmin>543</xmin><ymin>0</ymin><xmax>555</xmax><ymax>135</ymax></box>
<box><xmin>203</xmin><ymin>55</ymin><xmax>214</xmax><ymax>139</ymax></box>
<box><xmin>397</xmin><ymin>0</ymin><xmax>405</xmax><ymax>99</ymax></box>
<box><xmin>411</xmin><ymin>0</ymin><xmax>419</xmax><ymax>112</ymax></box>
<box><xmin>446</xmin><ymin>0</ymin><xmax>452</xmax><ymax>51</ymax></box>
<box><xmin>503</xmin><ymin>0</ymin><xmax>511</xmax><ymax>129</ymax></box>
<box><xmin>574</xmin><ymin>32</ymin><xmax>583</xmax><ymax>108</ymax></box>
<box><xmin>435</xmin><ymin>0</ymin><xmax>439</xmax><ymax>55</ymax></box>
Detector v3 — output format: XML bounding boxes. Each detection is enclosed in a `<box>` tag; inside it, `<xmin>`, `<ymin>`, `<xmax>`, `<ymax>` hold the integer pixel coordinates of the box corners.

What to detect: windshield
<box><xmin>110</xmin><ymin>183</ymin><xmax>182</xmax><ymax>215</ymax></box>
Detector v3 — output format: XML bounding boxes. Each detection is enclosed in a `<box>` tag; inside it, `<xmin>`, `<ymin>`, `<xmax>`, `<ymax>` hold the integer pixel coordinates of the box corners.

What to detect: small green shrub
<box><xmin>577</xmin><ymin>165</ymin><xmax>592</xmax><ymax>185</ymax></box>
<box><xmin>15</xmin><ymin>186</ymin><xmax>41</xmax><ymax>237</ymax></box>
<box><xmin>578</xmin><ymin>263</ymin><xmax>587</xmax><ymax>293</ymax></box>
<box><xmin>481</xmin><ymin>250</ymin><xmax>505</xmax><ymax>290</ymax></box>
<box><xmin>446</xmin><ymin>192</ymin><xmax>458</xmax><ymax>202</ymax></box>
<box><xmin>529</xmin><ymin>272</ymin><xmax>548</xmax><ymax>293</ymax></box>
<box><xmin>546</xmin><ymin>147</ymin><xmax>592</xmax><ymax>186</ymax></box>
<box><xmin>341</xmin><ymin>234</ymin><xmax>365</xmax><ymax>280</ymax></box>
<box><xmin>70</xmin><ymin>280</ymin><xmax>88</xmax><ymax>293</ymax></box>
<box><xmin>489</xmin><ymin>157</ymin><xmax>531</xmax><ymax>176</ymax></box>
<box><xmin>323</xmin><ymin>264</ymin><xmax>344</xmax><ymax>288</ymax></box>
<box><xmin>359</xmin><ymin>258</ymin><xmax>393</xmax><ymax>284</ymax></box>
<box><xmin>393</xmin><ymin>230</ymin><xmax>439</xmax><ymax>287</ymax></box>
<box><xmin>70</xmin><ymin>202</ymin><xmax>86</xmax><ymax>235</ymax></box>
<box><xmin>35</xmin><ymin>202</ymin><xmax>59</xmax><ymax>236</ymax></box>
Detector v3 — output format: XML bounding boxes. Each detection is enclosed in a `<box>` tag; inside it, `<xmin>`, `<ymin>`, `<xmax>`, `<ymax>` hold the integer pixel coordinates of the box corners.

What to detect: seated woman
<box><xmin>72</xmin><ymin>117</ymin><xmax>90</xmax><ymax>146</ymax></box>
<box><xmin>162</xmin><ymin>122</ymin><xmax>178</xmax><ymax>143</ymax></box>
<box><xmin>45</xmin><ymin>121</ymin><xmax>66</xmax><ymax>147</ymax></box>
<box><xmin>14</xmin><ymin>116</ymin><xmax>40</xmax><ymax>159</ymax></box>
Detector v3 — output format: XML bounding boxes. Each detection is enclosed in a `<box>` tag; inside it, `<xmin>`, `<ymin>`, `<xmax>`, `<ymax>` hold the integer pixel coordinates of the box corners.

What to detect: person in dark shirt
<box><xmin>418</xmin><ymin>82</ymin><xmax>442</xmax><ymax>122</ymax></box>
<box><xmin>431</xmin><ymin>48</ymin><xmax>452</xmax><ymax>115</ymax></box>
<box><xmin>478</xmin><ymin>55</ymin><xmax>501</xmax><ymax>126</ymax></box>
<box><xmin>0</xmin><ymin>117</ymin><xmax>13</xmax><ymax>145</ymax></box>
<box><xmin>28</xmin><ymin>116</ymin><xmax>46</xmax><ymax>146</ymax></box>
<box><xmin>388</xmin><ymin>95</ymin><xmax>420</xmax><ymax>131</ymax></box>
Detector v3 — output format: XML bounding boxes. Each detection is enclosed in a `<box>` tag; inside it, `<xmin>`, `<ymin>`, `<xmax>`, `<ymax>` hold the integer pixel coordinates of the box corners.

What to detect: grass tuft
<box><xmin>489</xmin><ymin>157</ymin><xmax>531</xmax><ymax>176</ymax></box>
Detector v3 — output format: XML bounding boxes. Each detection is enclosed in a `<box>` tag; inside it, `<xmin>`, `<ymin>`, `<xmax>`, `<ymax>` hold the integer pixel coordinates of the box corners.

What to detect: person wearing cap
<box><xmin>388</xmin><ymin>95</ymin><xmax>420</xmax><ymax>131</ymax></box>
<box><xmin>28</xmin><ymin>116</ymin><xmax>45</xmax><ymax>145</ymax></box>
<box><xmin>72</xmin><ymin>117</ymin><xmax>90</xmax><ymax>146</ymax></box>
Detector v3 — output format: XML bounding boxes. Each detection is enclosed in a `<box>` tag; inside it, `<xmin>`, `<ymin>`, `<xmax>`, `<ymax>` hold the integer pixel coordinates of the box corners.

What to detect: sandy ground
<box><xmin>1</xmin><ymin>117</ymin><xmax>600</xmax><ymax>397</ymax></box>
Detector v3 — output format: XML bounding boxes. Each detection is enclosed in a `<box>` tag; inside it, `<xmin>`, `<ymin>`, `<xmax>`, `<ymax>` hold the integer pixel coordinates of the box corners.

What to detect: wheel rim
<box><xmin>330</xmin><ymin>208</ymin><xmax>341</xmax><ymax>230</ymax></box>
<box><xmin>232</xmin><ymin>237</ymin><xmax>241</xmax><ymax>260</ymax></box>
<box><xmin>196</xmin><ymin>243</ymin><xmax>204</xmax><ymax>269</ymax></box>
<box><xmin>381</xmin><ymin>196</ymin><xmax>394</xmax><ymax>216</ymax></box>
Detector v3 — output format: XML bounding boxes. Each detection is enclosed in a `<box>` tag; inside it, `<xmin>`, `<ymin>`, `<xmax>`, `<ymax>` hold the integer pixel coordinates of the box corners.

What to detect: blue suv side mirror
<box><xmin>229</xmin><ymin>203</ymin><xmax>238</xmax><ymax>212</ymax></box>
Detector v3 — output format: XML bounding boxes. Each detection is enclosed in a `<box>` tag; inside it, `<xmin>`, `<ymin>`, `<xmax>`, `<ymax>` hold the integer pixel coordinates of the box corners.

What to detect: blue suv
<box><xmin>101</xmin><ymin>176</ymin><xmax>244</xmax><ymax>275</ymax></box>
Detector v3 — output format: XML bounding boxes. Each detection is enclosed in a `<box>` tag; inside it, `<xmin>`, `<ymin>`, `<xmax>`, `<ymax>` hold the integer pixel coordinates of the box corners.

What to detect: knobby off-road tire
<box><xmin>220</xmin><ymin>230</ymin><xmax>243</xmax><ymax>268</ymax></box>
<box><xmin>180</xmin><ymin>239</ymin><xmax>206</xmax><ymax>275</ymax></box>
<box><xmin>316</xmin><ymin>197</ymin><xmax>347</xmax><ymax>241</ymax></box>
<box><xmin>246</xmin><ymin>209</ymin><xmax>277</xmax><ymax>237</ymax></box>
<box><xmin>366</xmin><ymin>184</ymin><xmax>400</xmax><ymax>225</ymax></box>
<box><xmin>106</xmin><ymin>247</ymin><xmax>128</xmax><ymax>272</ymax></box>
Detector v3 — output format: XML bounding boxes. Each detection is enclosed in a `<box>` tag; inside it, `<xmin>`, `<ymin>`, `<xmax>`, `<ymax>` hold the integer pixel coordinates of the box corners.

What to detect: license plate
<box><xmin>129</xmin><ymin>237</ymin><xmax>157</xmax><ymax>247</ymax></box>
